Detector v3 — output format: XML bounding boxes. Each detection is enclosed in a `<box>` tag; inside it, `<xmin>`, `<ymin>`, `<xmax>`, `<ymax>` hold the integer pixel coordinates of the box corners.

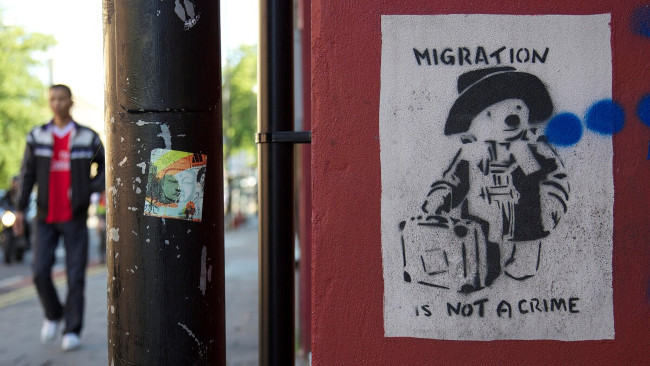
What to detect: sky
<box><xmin>1</xmin><ymin>0</ymin><xmax>259</xmax><ymax>134</ymax></box>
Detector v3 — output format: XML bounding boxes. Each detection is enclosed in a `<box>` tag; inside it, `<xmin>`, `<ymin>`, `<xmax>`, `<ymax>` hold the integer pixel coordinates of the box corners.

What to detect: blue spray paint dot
<box><xmin>631</xmin><ymin>5</ymin><xmax>650</xmax><ymax>37</ymax></box>
<box><xmin>545</xmin><ymin>113</ymin><xmax>582</xmax><ymax>147</ymax></box>
<box><xmin>585</xmin><ymin>99</ymin><xmax>625</xmax><ymax>135</ymax></box>
<box><xmin>638</xmin><ymin>94</ymin><xmax>650</xmax><ymax>127</ymax></box>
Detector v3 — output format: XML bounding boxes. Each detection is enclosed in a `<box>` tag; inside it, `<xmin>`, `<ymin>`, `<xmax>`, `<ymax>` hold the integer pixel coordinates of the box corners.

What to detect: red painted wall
<box><xmin>311</xmin><ymin>1</ymin><xmax>650</xmax><ymax>364</ymax></box>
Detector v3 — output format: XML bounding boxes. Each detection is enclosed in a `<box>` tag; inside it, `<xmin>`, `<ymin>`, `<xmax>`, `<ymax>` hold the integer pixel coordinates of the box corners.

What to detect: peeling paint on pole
<box><xmin>380</xmin><ymin>14</ymin><xmax>614</xmax><ymax>340</ymax></box>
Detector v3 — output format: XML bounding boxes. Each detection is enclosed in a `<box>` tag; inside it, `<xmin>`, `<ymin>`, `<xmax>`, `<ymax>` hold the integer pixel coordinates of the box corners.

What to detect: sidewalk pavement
<box><xmin>0</xmin><ymin>265</ymin><xmax>108</xmax><ymax>366</ymax></box>
<box><xmin>0</xmin><ymin>220</ymin><xmax>309</xmax><ymax>365</ymax></box>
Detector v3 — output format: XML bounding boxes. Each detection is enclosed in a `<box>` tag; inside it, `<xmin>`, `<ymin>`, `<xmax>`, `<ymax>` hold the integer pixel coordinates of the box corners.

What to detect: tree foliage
<box><xmin>222</xmin><ymin>44</ymin><xmax>257</xmax><ymax>162</ymax></box>
<box><xmin>0</xmin><ymin>16</ymin><xmax>54</xmax><ymax>189</ymax></box>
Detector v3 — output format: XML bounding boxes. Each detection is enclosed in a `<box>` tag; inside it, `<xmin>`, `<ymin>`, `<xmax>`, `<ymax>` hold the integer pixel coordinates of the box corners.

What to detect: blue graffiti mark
<box><xmin>631</xmin><ymin>5</ymin><xmax>650</xmax><ymax>37</ymax></box>
<box><xmin>638</xmin><ymin>94</ymin><xmax>650</xmax><ymax>127</ymax></box>
<box><xmin>545</xmin><ymin>95</ymin><xmax>650</xmax><ymax>157</ymax></box>
<box><xmin>545</xmin><ymin>113</ymin><xmax>582</xmax><ymax>147</ymax></box>
<box><xmin>585</xmin><ymin>99</ymin><xmax>625</xmax><ymax>135</ymax></box>
<box><xmin>637</xmin><ymin>94</ymin><xmax>650</xmax><ymax>160</ymax></box>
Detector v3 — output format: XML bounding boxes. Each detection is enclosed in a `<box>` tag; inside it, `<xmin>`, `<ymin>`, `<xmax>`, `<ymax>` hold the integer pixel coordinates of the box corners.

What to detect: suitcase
<box><xmin>400</xmin><ymin>215</ymin><xmax>500</xmax><ymax>293</ymax></box>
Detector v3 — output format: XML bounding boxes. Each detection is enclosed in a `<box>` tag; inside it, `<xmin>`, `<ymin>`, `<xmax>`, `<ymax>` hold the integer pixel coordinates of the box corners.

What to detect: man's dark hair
<box><xmin>197</xmin><ymin>167</ymin><xmax>206</xmax><ymax>183</ymax></box>
<box><xmin>50</xmin><ymin>84</ymin><xmax>72</xmax><ymax>98</ymax></box>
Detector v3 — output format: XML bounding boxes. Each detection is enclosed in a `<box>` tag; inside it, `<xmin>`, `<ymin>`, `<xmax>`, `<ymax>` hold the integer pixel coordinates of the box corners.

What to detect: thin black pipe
<box><xmin>258</xmin><ymin>0</ymin><xmax>295</xmax><ymax>364</ymax></box>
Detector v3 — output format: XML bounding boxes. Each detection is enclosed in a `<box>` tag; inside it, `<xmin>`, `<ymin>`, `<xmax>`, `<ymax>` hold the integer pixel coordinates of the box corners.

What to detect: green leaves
<box><xmin>0</xmin><ymin>15</ymin><xmax>54</xmax><ymax>188</ymax></box>
<box><xmin>222</xmin><ymin>44</ymin><xmax>257</xmax><ymax>162</ymax></box>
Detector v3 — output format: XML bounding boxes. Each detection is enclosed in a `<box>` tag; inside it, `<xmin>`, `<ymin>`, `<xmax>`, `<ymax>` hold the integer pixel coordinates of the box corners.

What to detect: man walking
<box><xmin>14</xmin><ymin>84</ymin><xmax>105</xmax><ymax>351</ymax></box>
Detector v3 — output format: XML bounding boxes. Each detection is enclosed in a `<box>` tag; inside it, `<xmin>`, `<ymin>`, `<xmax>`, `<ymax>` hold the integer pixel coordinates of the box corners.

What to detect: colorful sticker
<box><xmin>144</xmin><ymin>149</ymin><xmax>207</xmax><ymax>222</ymax></box>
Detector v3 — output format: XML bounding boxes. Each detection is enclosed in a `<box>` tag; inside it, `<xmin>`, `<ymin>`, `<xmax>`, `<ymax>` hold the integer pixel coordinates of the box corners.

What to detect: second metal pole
<box><xmin>258</xmin><ymin>0</ymin><xmax>295</xmax><ymax>364</ymax></box>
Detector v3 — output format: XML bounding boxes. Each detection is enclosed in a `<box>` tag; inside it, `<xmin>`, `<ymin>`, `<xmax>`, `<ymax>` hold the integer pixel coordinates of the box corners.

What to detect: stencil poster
<box><xmin>144</xmin><ymin>149</ymin><xmax>207</xmax><ymax>222</ymax></box>
<box><xmin>380</xmin><ymin>14</ymin><xmax>614</xmax><ymax>340</ymax></box>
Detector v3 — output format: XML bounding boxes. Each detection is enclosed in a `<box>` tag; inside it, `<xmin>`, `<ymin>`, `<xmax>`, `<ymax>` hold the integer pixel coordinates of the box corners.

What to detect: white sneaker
<box><xmin>40</xmin><ymin>320</ymin><xmax>60</xmax><ymax>343</ymax></box>
<box><xmin>61</xmin><ymin>333</ymin><xmax>81</xmax><ymax>351</ymax></box>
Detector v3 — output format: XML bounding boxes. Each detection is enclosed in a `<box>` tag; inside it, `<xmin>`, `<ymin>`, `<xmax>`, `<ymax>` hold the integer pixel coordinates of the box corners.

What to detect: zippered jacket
<box><xmin>17</xmin><ymin>121</ymin><xmax>106</xmax><ymax>221</ymax></box>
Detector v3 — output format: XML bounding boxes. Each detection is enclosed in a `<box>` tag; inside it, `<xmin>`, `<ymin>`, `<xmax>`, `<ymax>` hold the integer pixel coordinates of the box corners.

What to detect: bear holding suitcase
<box><xmin>401</xmin><ymin>67</ymin><xmax>570</xmax><ymax>294</ymax></box>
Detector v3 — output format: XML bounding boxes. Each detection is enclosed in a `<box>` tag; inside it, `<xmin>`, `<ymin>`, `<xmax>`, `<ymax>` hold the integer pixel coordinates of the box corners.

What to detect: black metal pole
<box><xmin>258</xmin><ymin>0</ymin><xmax>295</xmax><ymax>364</ymax></box>
<box><xmin>104</xmin><ymin>1</ymin><xmax>224</xmax><ymax>364</ymax></box>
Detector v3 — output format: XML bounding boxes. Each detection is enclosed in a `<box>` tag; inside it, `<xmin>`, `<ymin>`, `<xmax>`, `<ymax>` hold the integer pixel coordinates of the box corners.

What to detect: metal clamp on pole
<box><xmin>256</xmin><ymin>131</ymin><xmax>312</xmax><ymax>144</ymax></box>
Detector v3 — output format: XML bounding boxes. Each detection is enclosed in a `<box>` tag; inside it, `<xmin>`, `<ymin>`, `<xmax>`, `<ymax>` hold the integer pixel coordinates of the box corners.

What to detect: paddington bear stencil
<box><xmin>400</xmin><ymin>66</ymin><xmax>570</xmax><ymax>294</ymax></box>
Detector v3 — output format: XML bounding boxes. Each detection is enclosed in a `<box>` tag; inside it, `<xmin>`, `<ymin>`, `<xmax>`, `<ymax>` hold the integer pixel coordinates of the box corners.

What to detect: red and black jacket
<box><xmin>17</xmin><ymin>121</ymin><xmax>105</xmax><ymax>221</ymax></box>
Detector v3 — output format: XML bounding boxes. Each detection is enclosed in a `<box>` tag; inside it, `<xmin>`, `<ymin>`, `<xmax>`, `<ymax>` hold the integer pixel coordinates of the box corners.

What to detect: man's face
<box><xmin>470</xmin><ymin>98</ymin><xmax>530</xmax><ymax>142</ymax></box>
<box><xmin>49</xmin><ymin>88</ymin><xmax>73</xmax><ymax>117</ymax></box>
<box><xmin>174</xmin><ymin>168</ymin><xmax>197</xmax><ymax>203</ymax></box>
<box><xmin>161</xmin><ymin>174</ymin><xmax>180</xmax><ymax>203</ymax></box>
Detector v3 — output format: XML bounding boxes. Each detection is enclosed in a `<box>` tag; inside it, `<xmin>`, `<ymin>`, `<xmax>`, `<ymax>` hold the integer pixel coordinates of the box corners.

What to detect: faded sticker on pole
<box><xmin>380</xmin><ymin>14</ymin><xmax>614</xmax><ymax>340</ymax></box>
<box><xmin>144</xmin><ymin>149</ymin><xmax>207</xmax><ymax>222</ymax></box>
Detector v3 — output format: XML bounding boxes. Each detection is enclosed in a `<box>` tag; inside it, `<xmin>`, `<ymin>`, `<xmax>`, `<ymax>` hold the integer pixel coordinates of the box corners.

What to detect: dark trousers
<box><xmin>32</xmin><ymin>217</ymin><xmax>88</xmax><ymax>335</ymax></box>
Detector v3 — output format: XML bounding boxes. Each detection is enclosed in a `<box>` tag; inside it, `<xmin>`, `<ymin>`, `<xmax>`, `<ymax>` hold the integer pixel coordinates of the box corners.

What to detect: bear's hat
<box><xmin>444</xmin><ymin>67</ymin><xmax>553</xmax><ymax>135</ymax></box>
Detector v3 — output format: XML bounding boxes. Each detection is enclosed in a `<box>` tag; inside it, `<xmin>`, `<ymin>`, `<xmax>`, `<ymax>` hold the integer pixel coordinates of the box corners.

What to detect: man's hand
<box><xmin>13</xmin><ymin>211</ymin><xmax>24</xmax><ymax>236</ymax></box>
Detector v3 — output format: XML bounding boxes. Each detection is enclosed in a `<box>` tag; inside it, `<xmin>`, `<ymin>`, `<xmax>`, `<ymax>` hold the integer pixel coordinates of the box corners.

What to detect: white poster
<box><xmin>380</xmin><ymin>14</ymin><xmax>614</xmax><ymax>340</ymax></box>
